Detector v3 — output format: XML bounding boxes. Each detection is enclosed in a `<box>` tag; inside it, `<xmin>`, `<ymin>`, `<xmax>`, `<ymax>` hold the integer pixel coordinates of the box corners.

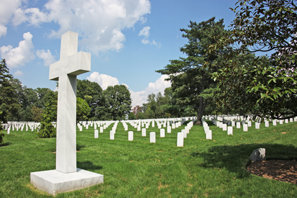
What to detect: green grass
<box><xmin>0</xmin><ymin>121</ymin><xmax>296</xmax><ymax>197</ymax></box>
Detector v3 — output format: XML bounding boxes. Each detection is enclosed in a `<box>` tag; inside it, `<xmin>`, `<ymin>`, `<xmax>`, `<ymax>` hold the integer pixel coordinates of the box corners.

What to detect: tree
<box><xmin>31</xmin><ymin>106</ymin><xmax>43</xmax><ymax>122</ymax></box>
<box><xmin>215</xmin><ymin>0</ymin><xmax>297</xmax><ymax>119</ymax></box>
<box><xmin>158</xmin><ymin>18</ymin><xmax>228</xmax><ymax>124</ymax></box>
<box><xmin>0</xmin><ymin>59</ymin><xmax>21</xmax><ymax>122</ymax></box>
<box><xmin>76</xmin><ymin>97</ymin><xmax>91</xmax><ymax>122</ymax></box>
<box><xmin>38</xmin><ymin>91</ymin><xmax>57</xmax><ymax>138</ymax></box>
<box><xmin>77</xmin><ymin>80</ymin><xmax>104</xmax><ymax>120</ymax></box>
<box><xmin>103</xmin><ymin>85</ymin><xmax>132</xmax><ymax>120</ymax></box>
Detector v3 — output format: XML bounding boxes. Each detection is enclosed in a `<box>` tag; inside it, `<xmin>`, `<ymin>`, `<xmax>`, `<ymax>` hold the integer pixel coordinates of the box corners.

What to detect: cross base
<box><xmin>30</xmin><ymin>169</ymin><xmax>104</xmax><ymax>196</ymax></box>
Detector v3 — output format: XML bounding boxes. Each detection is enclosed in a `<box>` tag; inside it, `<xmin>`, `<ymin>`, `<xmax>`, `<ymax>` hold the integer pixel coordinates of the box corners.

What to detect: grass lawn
<box><xmin>0</xmin><ymin>121</ymin><xmax>296</xmax><ymax>197</ymax></box>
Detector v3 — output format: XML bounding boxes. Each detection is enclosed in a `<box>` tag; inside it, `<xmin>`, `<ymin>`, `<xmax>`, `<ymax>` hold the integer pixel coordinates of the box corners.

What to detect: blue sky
<box><xmin>0</xmin><ymin>0</ymin><xmax>236</xmax><ymax>107</ymax></box>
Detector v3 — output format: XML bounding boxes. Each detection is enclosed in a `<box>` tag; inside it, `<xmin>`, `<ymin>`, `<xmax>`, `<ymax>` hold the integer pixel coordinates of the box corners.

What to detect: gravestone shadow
<box><xmin>191</xmin><ymin>144</ymin><xmax>297</xmax><ymax>178</ymax></box>
<box><xmin>77</xmin><ymin>161</ymin><xmax>103</xmax><ymax>171</ymax></box>
<box><xmin>0</xmin><ymin>142</ymin><xmax>10</xmax><ymax>147</ymax></box>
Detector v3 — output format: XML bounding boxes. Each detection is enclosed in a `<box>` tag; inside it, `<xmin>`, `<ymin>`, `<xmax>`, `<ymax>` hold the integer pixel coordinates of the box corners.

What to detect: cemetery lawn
<box><xmin>0</xmin><ymin>122</ymin><xmax>297</xmax><ymax>197</ymax></box>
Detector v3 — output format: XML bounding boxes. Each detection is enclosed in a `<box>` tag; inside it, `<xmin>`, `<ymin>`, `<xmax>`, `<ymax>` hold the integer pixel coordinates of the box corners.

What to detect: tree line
<box><xmin>0</xmin><ymin>59</ymin><xmax>132</xmax><ymax>123</ymax></box>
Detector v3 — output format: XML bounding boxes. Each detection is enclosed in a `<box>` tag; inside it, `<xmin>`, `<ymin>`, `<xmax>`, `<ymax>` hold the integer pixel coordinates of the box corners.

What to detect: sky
<box><xmin>0</xmin><ymin>0</ymin><xmax>237</xmax><ymax>107</ymax></box>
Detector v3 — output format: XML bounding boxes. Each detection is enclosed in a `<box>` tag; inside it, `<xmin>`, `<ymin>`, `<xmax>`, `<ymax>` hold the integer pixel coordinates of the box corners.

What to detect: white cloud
<box><xmin>13</xmin><ymin>7</ymin><xmax>49</xmax><ymax>26</ymax></box>
<box><xmin>86</xmin><ymin>72</ymin><xmax>171</xmax><ymax>107</ymax></box>
<box><xmin>139</xmin><ymin>26</ymin><xmax>150</xmax><ymax>37</ymax></box>
<box><xmin>87</xmin><ymin>72</ymin><xmax>120</xmax><ymax>90</ymax></box>
<box><xmin>0</xmin><ymin>0</ymin><xmax>23</xmax><ymax>37</ymax></box>
<box><xmin>130</xmin><ymin>75</ymin><xmax>171</xmax><ymax>107</ymax></box>
<box><xmin>39</xmin><ymin>0</ymin><xmax>151</xmax><ymax>54</ymax></box>
<box><xmin>1</xmin><ymin>0</ymin><xmax>151</xmax><ymax>53</ymax></box>
<box><xmin>14</xmin><ymin>70</ymin><xmax>23</xmax><ymax>76</ymax></box>
<box><xmin>0</xmin><ymin>25</ymin><xmax>7</xmax><ymax>37</ymax></box>
<box><xmin>36</xmin><ymin>49</ymin><xmax>55</xmax><ymax>66</ymax></box>
<box><xmin>0</xmin><ymin>32</ymin><xmax>34</xmax><ymax>68</ymax></box>
<box><xmin>138</xmin><ymin>25</ymin><xmax>160</xmax><ymax>46</ymax></box>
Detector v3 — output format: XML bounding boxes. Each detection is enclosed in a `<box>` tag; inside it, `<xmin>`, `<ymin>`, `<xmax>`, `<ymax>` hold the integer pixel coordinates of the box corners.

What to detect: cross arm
<box><xmin>49</xmin><ymin>52</ymin><xmax>91</xmax><ymax>81</ymax></box>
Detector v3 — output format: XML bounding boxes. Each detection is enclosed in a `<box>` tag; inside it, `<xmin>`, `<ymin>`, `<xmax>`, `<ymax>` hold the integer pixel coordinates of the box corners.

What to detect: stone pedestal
<box><xmin>31</xmin><ymin>169</ymin><xmax>103</xmax><ymax>196</ymax></box>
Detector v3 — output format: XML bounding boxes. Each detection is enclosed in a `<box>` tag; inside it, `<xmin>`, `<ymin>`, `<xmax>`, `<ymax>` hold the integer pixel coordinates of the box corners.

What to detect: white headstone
<box><xmin>167</xmin><ymin>126</ymin><xmax>171</xmax><ymax>133</ymax></box>
<box><xmin>272</xmin><ymin>120</ymin><xmax>277</xmax><ymax>126</ymax></box>
<box><xmin>160</xmin><ymin>128</ymin><xmax>165</xmax><ymax>138</ymax></box>
<box><xmin>128</xmin><ymin>131</ymin><xmax>133</xmax><ymax>141</ymax></box>
<box><xmin>279</xmin><ymin>120</ymin><xmax>284</xmax><ymax>124</ymax></box>
<box><xmin>100</xmin><ymin>127</ymin><xmax>103</xmax><ymax>133</ymax></box>
<box><xmin>222</xmin><ymin>124</ymin><xmax>227</xmax><ymax>131</ymax></box>
<box><xmin>227</xmin><ymin>126</ymin><xmax>233</xmax><ymax>135</ymax></box>
<box><xmin>236</xmin><ymin>122</ymin><xmax>241</xmax><ymax>129</ymax></box>
<box><xmin>264</xmin><ymin>120</ymin><xmax>269</xmax><ymax>127</ymax></box>
<box><xmin>94</xmin><ymin>129</ymin><xmax>98</xmax><ymax>139</ymax></box>
<box><xmin>141</xmin><ymin>128</ymin><xmax>146</xmax><ymax>137</ymax></box>
<box><xmin>255</xmin><ymin>122</ymin><xmax>260</xmax><ymax>129</ymax></box>
<box><xmin>110</xmin><ymin>130</ymin><xmax>115</xmax><ymax>140</ymax></box>
<box><xmin>206</xmin><ymin>130</ymin><xmax>212</xmax><ymax>140</ymax></box>
<box><xmin>150</xmin><ymin>132</ymin><xmax>156</xmax><ymax>143</ymax></box>
<box><xmin>177</xmin><ymin>132</ymin><xmax>184</xmax><ymax>147</ymax></box>
<box><xmin>247</xmin><ymin>121</ymin><xmax>252</xmax><ymax>127</ymax></box>
<box><xmin>243</xmin><ymin>124</ymin><xmax>248</xmax><ymax>132</ymax></box>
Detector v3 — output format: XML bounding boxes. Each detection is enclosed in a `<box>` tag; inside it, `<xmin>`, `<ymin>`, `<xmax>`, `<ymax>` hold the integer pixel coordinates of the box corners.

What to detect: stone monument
<box><xmin>30</xmin><ymin>31</ymin><xmax>103</xmax><ymax>195</ymax></box>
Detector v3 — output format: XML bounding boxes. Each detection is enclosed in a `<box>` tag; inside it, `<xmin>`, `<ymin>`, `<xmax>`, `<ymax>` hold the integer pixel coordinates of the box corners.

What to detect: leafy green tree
<box><xmin>158</xmin><ymin>18</ymin><xmax>228</xmax><ymax>124</ymax></box>
<box><xmin>214</xmin><ymin>0</ymin><xmax>297</xmax><ymax>119</ymax></box>
<box><xmin>0</xmin><ymin>59</ymin><xmax>21</xmax><ymax>122</ymax></box>
<box><xmin>35</xmin><ymin>88</ymin><xmax>54</xmax><ymax>108</ymax></box>
<box><xmin>76</xmin><ymin>97</ymin><xmax>91</xmax><ymax>122</ymax></box>
<box><xmin>31</xmin><ymin>106</ymin><xmax>43</xmax><ymax>122</ymax></box>
<box><xmin>77</xmin><ymin>80</ymin><xmax>104</xmax><ymax>120</ymax></box>
<box><xmin>104</xmin><ymin>85</ymin><xmax>131</xmax><ymax>120</ymax></box>
<box><xmin>38</xmin><ymin>91</ymin><xmax>57</xmax><ymax>138</ymax></box>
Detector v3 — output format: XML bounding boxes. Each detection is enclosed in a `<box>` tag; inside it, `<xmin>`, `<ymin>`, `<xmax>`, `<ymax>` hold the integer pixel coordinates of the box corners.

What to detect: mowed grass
<box><xmin>0</xmin><ymin>121</ymin><xmax>297</xmax><ymax>197</ymax></box>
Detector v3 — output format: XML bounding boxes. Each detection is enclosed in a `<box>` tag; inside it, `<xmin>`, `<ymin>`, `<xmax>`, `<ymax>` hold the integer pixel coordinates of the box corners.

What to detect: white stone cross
<box><xmin>49</xmin><ymin>31</ymin><xmax>91</xmax><ymax>173</ymax></box>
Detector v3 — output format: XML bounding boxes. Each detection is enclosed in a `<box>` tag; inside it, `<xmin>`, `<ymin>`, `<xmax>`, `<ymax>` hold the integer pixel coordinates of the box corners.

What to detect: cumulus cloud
<box><xmin>36</xmin><ymin>49</ymin><xmax>55</xmax><ymax>66</ymax></box>
<box><xmin>86</xmin><ymin>72</ymin><xmax>171</xmax><ymax>107</ymax></box>
<box><xmin>1</xmin><ymin>0</ymin><xmax>151</xmax><ymax>53</ymax></box>
<box><xmin>138</xmin><ymin>25</ymin><xmax>159</xmax><ymax>46</ymax></box>
<box><xmin>130</xmin><ymin>75</ymin><xmax>171</xmax><ymax>107</ymax></box>
<box><xmin>87</xmin><ymin>72</ymin><xmax>120</xmax><ymax>90</ymax></box>
<box><xmin>26</xmin><ymin>0</ymin><xmax>150</xmax><ymax>54</ymax></box>
<box><xmin>13</xmin><ymin>7</ymin><xmax>49</xmax><ymax>26</ymax></box>
<box><xmin>0</xmin><ymin>0</ymin><xmax>23</xmax><ymax>37</ymax></box>
<box><xmin>0</xmin><ymin>32</ymin><xmax>34</xmax><ymax>68</ymax></box>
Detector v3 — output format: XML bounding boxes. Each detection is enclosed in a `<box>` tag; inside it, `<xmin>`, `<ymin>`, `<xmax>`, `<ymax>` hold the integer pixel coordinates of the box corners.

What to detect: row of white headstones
<box><xmin>1</xmin><ymin>117</ymin><xmax>196</xmax><ymax>148</ymax></box>
<box><xmin>202</xmin><ymin>115</ymin><xmax>297</xmax><ymax>140</ymax></box>
<box><xmin>3</xmin><ymin>115</ymin><xmax>296</xmax><ymax>145</ymax></box>
<box><xmin>2</xmin><ymin>122</ymin><xmax>40</xmax><ymax>134</ymax></box>
<box><xmin>90</xmin><ymin>117</ymin><xmax>196</xmax><ymax>147</ymax></box>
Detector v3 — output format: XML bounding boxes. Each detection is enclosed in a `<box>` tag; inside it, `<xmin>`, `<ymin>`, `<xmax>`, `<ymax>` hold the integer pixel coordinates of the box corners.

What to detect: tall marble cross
<box><xmin>49</xmin><ymin>31</ymin><xmax>91</xmax><ymax>173</ymax></box>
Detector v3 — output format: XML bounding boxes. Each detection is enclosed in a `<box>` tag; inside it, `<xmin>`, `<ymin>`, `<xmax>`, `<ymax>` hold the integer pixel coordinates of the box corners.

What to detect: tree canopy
<box><xmin>158</xmin><ymin>18</ymin><xmax>228</xmax><ymax>123</ymax></box>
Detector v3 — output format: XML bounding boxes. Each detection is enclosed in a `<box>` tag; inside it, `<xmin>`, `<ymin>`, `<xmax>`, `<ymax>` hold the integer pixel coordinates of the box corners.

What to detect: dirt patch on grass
<box><xmin>247</xmin><ymin>160</ymin><xmax>297</xmax><ymax>184</ymax></box>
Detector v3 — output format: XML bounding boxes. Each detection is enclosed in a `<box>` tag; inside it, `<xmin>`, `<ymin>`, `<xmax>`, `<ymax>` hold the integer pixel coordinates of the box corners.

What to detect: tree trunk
<box><xmin>195</xmin><ymin>97</ymin><xmax>205</xmax><ymax>125</ymax></box>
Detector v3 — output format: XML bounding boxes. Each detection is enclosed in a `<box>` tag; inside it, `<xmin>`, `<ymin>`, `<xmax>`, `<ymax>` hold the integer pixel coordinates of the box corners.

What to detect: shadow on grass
<box><xmin>0</xmin><ymin>142</ymin><xmax>10</xmax><ymax>147</ymax></box>
<box><xmin>77</xmin><ymin>161</ymin><xmax>103</xmax><ymax>171</ymax></box>
<box><xmin>77</xmin><ymin>144</ymin><xmax>86</xmax><ymax>151</ymax></box>
<box><xmin>191</xmin><ymin>144</ymin><xmax>297</xmax><ymax>178</ymax></box>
